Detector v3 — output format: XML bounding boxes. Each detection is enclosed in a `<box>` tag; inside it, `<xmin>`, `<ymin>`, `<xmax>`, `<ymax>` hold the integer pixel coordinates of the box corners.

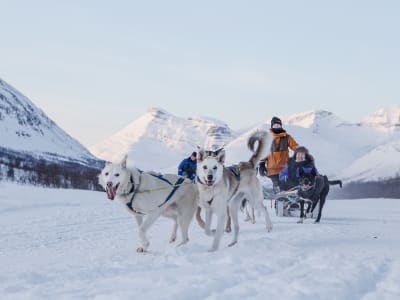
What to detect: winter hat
<box><xmin>270</xmin><ymin>116</ymin><xmax>282</xmax><ymax>127</ymax></box>
<box><xmin>294</xmin><ymin>146</ymin><xmax>309</xmax><ymax>156</ymax></box>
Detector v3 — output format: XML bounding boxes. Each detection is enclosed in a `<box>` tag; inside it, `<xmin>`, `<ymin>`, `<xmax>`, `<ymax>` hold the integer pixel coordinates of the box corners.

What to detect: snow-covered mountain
<box><xmin>336</xmin><ymin>106</ymin><xmax>400</xmax><ymax>182</ymax></box>
<box><xmin>360</xmin><ymin>105</ymin><xmax>400</xmax><ymax>134</ymax></box>
<box><xmin>90</xmin><ymin>107</ymin><xmax>236</xmax><ymax>171</ymax></box>
<box><xmin>339</xmin><ymin>139</ymin><xmax>400</xmax><ymax>182</ymax></box>
<box><xmin>279</xmin><ymin>110</ymin><xmax>388</xmax><ymax>176</ymax></box>
<box><xmin>0</xmin><ymin>78</ymin><xmax>103</xmax><ymax>188</ymax></box>
<box><xmin>0</xmin><ymin>78</ymin><xmax>99</xmax><ymax>165</ymax></box>
<box><xmin>90</xmin><ymin>107</ymin><xmax>400</xmax><ymax>184</ymax></box>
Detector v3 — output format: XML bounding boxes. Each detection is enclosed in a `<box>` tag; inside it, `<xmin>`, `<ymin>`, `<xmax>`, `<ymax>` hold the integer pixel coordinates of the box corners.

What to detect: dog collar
<box><xmin>196</xmin><ymin>176</ymin><xmax>206</xmax><ymax>186</ymax></box>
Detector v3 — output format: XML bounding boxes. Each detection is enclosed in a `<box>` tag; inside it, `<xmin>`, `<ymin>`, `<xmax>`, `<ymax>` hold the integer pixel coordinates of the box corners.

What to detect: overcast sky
<box><xmin>1</xmin><ymin>0</ymin><xmax>399</xmax><ymax>147</ymax></box>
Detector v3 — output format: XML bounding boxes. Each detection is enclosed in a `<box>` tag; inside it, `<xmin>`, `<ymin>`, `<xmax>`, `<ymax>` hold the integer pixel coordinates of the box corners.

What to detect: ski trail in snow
<box><xmin>0</xmin><ymin>183</ymin><xmax>399</xmax><ymax>300</ymax></box>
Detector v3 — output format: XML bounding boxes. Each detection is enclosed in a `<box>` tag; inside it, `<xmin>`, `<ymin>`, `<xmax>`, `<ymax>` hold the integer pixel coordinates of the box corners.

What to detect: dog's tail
<box><xmin>329</xmin><ymin>180</ymin><xmax>343</xmax><ymax>188</ymax></box>
<box><xmin>248</xmin><ymin>130</ymin><xmax>271</xmax><ymax>168</ymax></box>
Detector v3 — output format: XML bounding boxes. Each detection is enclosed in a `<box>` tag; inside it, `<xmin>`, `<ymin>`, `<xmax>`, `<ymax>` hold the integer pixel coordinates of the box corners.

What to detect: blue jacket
<box><xmin>178</xmin><ymin>157</ymin><xmax>197</xmax><ymax>180</ymax></box>
<box><xmin>279</xmin><ymin>155</ymin><xmax>318</xmax><ymax>190</ymax></box>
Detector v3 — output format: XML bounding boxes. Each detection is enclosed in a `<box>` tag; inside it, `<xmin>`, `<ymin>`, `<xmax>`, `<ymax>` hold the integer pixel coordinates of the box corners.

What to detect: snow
<box><xmin>1</xmin><ymin>182</ymin><xmax>399</xmax><ymax>300</ymax></box>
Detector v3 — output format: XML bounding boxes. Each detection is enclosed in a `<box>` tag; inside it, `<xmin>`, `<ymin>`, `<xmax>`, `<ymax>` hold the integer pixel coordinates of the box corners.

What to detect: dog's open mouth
<box><xmin>106</xmin><ymin>183</ymin><xmax>119</xmax><ymax>200</ymax></box>
<box><xmin>301</xmin><ymin>183</ymin><xmax>312</xmax><ymax>191</ymax></box>
<box><xmin>206</xmin><ymin>180</ymin><xmax>215</xmax><ymax>186</ymax></box>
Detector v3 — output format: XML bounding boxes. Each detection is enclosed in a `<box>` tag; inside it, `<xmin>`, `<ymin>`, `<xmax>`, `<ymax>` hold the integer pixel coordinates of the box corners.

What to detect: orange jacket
<box><xmin>264</xmin><ymin>130</ymin><xmax>298</xmax><ymax>177</ymax></box>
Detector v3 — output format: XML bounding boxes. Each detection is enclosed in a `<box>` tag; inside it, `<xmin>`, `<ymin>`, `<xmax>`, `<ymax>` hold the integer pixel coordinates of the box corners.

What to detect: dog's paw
<box><xmin>225</xmin><ymin>226</ymin><xmax>231</xmax><ymax>233</ymax></box>
<box><xmin>297</xmin><ymin>218</ymin><xmax>304</xmax><ymax>224</ymax></box>
<box><xmin>169</xmin><ymin>236</ymin><xmax>176</xmax><ymax>243</ymax></box>
<box><xmin>228</xmin><ymin>241</ymin><xmax>237</xmax><ymax>247</ymax></box>
<box><xmin>314</xmin><ymin>220</ymin><xmax>320</xmax><ymax>224</ymax></box>
<box><xmin>136</xmin><ymin>247</ymin><xmax>146</xmax><ymax>253</ymax></box>
<box><xmin>177</xmin><ymin>239</ymin><xmax>189</xmax><ymax>247</ymax></box>
<box><xmin>306</xmin><ymin>212</ymin><xmax>313</xmax><ymax>218</ymax></box>
<box><xmin>208</xmin><ymin>247</ymin><xmax>218</xmax><ymax>252</ymax></box>
<box><xmin>266</xmin><ymin>223</ymin><xmax>273</xmax><ymax>232</ymax></box>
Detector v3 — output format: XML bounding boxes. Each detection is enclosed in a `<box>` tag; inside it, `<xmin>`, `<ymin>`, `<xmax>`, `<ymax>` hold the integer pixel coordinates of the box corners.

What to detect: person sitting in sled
<box><xmin>178</xmin><ymin>151</ymin><xmax>197</xmax><ymax>181</ymax></box>
<box><xmin>278</xmin><ymin>146</ymin><xmax>318</xmax><ymax>191</ymax></box>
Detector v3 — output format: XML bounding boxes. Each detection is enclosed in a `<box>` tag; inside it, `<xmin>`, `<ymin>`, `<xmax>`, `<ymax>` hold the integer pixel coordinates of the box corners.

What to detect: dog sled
<box><xmin>263</xmin><ymin>187</ymin><xmax>319</xmax><ymax>218</ymax></box>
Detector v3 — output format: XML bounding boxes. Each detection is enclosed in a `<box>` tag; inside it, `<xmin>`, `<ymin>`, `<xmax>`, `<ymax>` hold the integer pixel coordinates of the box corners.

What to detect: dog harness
<box><xmin>197</xmin><ymin>166</ymin><xmax>241</xmax><ymax>206</ymax></box>
<box><xmin>126</xmin><ymin>171</ymin><xmax>186</xmax><ymax>214</ymax></box>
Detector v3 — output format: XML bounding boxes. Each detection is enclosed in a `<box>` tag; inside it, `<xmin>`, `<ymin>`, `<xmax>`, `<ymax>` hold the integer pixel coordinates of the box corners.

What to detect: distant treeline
<box><xmin>329</xmin><ymin>177</ymin><xmax>400</xmax><ymax>199</ymax></box>
<box><xmin>0</xmin><ymin>147</ymin><xmax>105</xmax><ymax>190</ymax></box>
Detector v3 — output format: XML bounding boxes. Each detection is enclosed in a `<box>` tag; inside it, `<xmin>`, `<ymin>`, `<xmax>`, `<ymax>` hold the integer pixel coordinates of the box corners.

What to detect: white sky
<box><xmin>1</xmin><ymin>0</ymin><xmax>399</xmax><ymax>147</ymax></box>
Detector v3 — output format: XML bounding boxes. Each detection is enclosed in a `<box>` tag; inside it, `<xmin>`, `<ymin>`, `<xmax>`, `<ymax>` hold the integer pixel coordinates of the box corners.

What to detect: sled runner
<box><xmin>263</xmin><ymin>188</ymin><xmax>319</xmax><ymax>218</ymax></box>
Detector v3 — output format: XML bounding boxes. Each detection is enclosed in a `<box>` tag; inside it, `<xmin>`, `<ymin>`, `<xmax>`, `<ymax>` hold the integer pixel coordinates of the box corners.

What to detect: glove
<box><xmin>258</xmin><ymin>160</ymin><xmax>267</xmax><ymax>177</ymax></box>
<box><xmin>281</xmin><ymin>175</ymin><xmax>288</xmax><ymax>182</ymax></box>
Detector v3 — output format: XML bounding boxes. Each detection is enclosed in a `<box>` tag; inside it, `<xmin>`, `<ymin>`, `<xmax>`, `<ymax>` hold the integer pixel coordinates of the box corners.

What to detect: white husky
<box><xmin>98</xmin><ymin>156</ymin><xmax>198</xmax><ymax>252</ymax></box>
<box><xmin>196</xmin><ymin>131</ymin><xmax>273</xmax><ymax>251</ymax></box>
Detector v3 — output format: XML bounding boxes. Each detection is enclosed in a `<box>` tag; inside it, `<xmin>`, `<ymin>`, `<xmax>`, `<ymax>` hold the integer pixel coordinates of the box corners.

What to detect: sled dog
<box><xmin>196</xmin><ymin>130</ymin><xmax>273</xmax><ymax>251</ymax></box>
<box><xmin>297</xmin><ymin>170</ymin><xmax>342</xmax><ymax>223</ymax></box>
<box><xmin>98</xmin><ymin>156</ymin><xmax>198</xmax><ymax>252</ymax></box>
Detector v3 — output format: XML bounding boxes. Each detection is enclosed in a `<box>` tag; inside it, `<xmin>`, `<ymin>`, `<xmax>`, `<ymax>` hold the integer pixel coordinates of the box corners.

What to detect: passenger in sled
<box><xmin>274</xmin><ymin>146</ymin><xmax>318</xmax><ymax>217</ymax></box>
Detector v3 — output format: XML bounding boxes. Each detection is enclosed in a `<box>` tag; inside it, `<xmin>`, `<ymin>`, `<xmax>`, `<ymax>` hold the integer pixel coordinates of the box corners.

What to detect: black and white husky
<box><xmin>196</xmin><ymin>131</ymin><xmax>274</xmax><ymax>252</ymax></box>
<box><xmin>98</xmin><ymin>156</ymin><xmax>198</xmax><ymax>252</ymax></box>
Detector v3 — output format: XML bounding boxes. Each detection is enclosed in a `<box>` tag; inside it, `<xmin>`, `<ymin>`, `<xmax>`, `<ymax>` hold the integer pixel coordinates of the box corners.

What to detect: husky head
<box><xmin>98</xmin><ymin>155</ymin><xmax>132</xmax><ymax>200</ymax></box>
<box><xmin>196</xmin><ymin>147</ymin><xmax>225</xmax><ymax>187</ymax></box>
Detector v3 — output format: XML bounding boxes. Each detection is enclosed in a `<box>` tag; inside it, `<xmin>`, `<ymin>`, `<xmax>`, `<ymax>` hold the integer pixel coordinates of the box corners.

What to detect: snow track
<box><xmin>1</xmin><ymin>183</ymin><xmax>399</xmax><ymax>300</ymax></box>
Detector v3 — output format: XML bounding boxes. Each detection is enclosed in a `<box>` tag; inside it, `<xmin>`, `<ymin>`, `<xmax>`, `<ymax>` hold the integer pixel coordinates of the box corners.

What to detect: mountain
<box><xmin>0</xmin><ymin>78</ymin><xmax>103</xmax><ymax>188</ymax></box>
<box><xmin>90</xmin><ymin>107</ymin><xmax>400</xmax><ymax>186</ymax></box>
<box><xmin>0</xmin><ymin>78</ymin><xmax>99</xmax><ymax>164</ymax></box>
<box><xmin>339</xmin><ymin>139</ymin><xmax>400</xmax><ymax>182</ymax></box>
<box><xmin>90</xmin><ymin>107</ymin><xmax>236</xmax><ymax>171</ymax></box>
<box><xmin>360</xmin><ymin>105</ymin><xmax>400</xmax><ymax>134</ymax></box>
<box><xmin>228</xmin><ymin>110</ymin><xmax>387</xmax><ymax>177</ymax></box>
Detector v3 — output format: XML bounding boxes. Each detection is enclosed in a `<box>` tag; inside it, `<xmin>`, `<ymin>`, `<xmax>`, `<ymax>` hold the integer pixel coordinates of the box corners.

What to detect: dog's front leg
<box><xmin>209</xmin><ymin>213</ymin><xmax>226</xmax><ymax>252</ymax></box>
<box><xmin>297</xmin><ymin>199</ymin><xmax>305</xmax><ymax>224</ymax></box>
<box><xmin>250</xmin><ymin>206</ymin><xmax>256</xmax><ymax>224</ymax></box>
<box><xmin>228</xmin><ymin>198</ymin><xmax>240</xmax><ymax>247</ymax></box>
<box><xmin>225</xmin><ymin>207</ymin><xmax>231</xmax><ymax>232</ymax></box>
<box><xmin>169</xmin><ymin>216</ymin><xmax>178</xmax><ymax>243</ymax></box>
<box><xmin>136</xmin><ymin>212</ymin><xmax>161</xmax><ymax>252</ymax></box>
<box><xmin>314</xmin><ymin>196</ymin><xmax>325</xmax><ymax>223</ymax></box>
<box><xmin>134</xmin><ymin>215</ymin><xmax>143</xmax><ymax>227</ymax></box>
<box><xmin>204</xmin><ymin>208</ymin><xmax>214</xmax><ymax>236</ymax></box>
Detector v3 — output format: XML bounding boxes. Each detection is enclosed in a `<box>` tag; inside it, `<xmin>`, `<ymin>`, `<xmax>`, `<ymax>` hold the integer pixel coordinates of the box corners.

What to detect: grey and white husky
<box><xmin>196</xmin><ymin>130</ymin><xmax>274</xmax><ymax>252</ymax></box>
<box><xmin>98</xmin><ymin>156</ymin><xmax>198</xmax><ymax>252</ymax></box>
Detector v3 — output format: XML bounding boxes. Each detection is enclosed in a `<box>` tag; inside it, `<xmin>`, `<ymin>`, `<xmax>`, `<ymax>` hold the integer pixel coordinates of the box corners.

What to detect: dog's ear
<box><xmin>216</xmin><ymin>148</ymin><xmax>226</xmax><ymax>164</ymax></box>
<box><xmin>197</xmin><ymin>146</ymin><xmax>205</xmax><ymax>162</ymax></box>
<box><xmin>120</xmin><ymin>154</ymin><xmax>128</xmax><ymax>169</ymax></box>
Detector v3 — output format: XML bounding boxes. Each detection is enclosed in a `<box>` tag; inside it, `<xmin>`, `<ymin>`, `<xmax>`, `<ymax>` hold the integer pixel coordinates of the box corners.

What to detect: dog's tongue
<box><xmin>106</xmin><ymin>186</ymin><xmax>116</xmax><ymax>200</ymax></box>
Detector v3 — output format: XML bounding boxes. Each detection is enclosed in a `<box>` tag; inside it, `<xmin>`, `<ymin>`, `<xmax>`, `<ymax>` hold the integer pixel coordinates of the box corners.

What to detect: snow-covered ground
<box><xmin>1</xmin><ymin>182</ymin><xmax>399</xmax><ymax>300</ymax></box>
